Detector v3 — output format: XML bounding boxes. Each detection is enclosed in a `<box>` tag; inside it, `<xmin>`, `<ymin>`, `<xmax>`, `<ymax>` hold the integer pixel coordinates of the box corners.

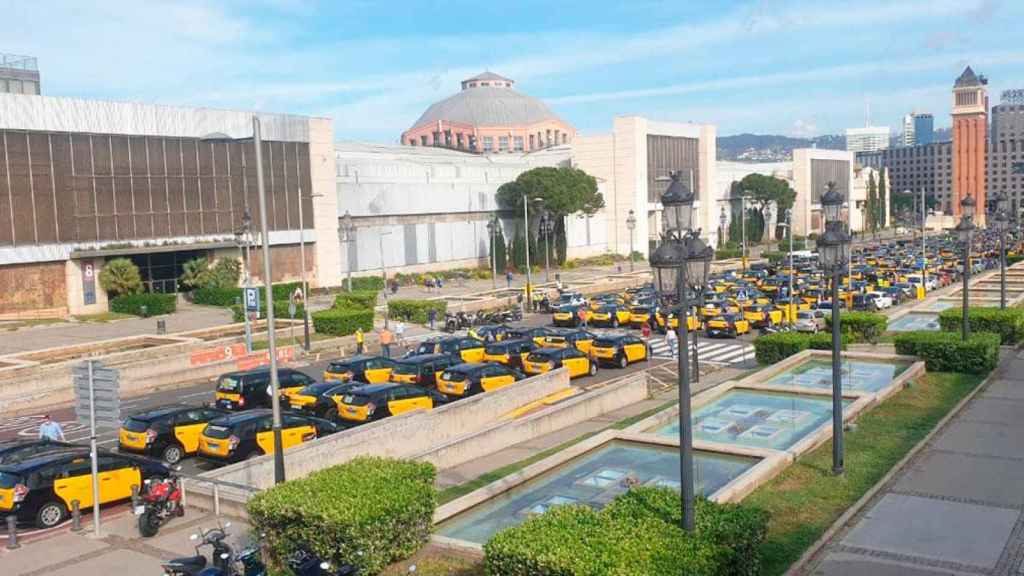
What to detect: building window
<box><xmin>562</xmin><ymin>133</ymin><xmax>568</xmax><ymax>144</ymax></box>
<box><xmin>529</xmin><ymin>134</ymin><xmax>535</xmax><ymax>150</ymax></box>
<box><xmin>420</xmin><ymin>135</ymin><xmax>428</xmax><ymax>146</ymax></box>
<box><xmin>483</xmin><ymin>136</ymin><xmax>494</xmax><ymax>152</ymax></box>
<box><xmin>481</xmin><ymin>82</ymin><xmax>490</xmax><ymax>86</ymax></box>
<box><xmin>514</xmin><ymin>136</ymin><xmax>524</xmax><ymax>152</ymax></box>
<box><xmin>546</xmin><ymin>129</ymin><xmax>552</xmax><ymax>146</ymax></box>
<box><xmin>457</xmin><ymin>133</ymin><xmax>464</xmax><ymax>149</ymax></box>
<box><xmin>469</xmin><ymin>135</ymin><xmax>477</xmax><ymax>152</ymax></box>
<box><xmin>409</xmin><ymin>138</ymin><xmax>416</xmax><ymax>146</ymax></box>
<box><xmin>499</xmin><ymin>136</ymin><xmax>509</xmax><ymax>152</ymax></box>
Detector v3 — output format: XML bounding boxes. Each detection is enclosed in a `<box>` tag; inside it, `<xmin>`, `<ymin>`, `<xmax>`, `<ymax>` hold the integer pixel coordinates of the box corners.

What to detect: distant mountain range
<box><xmin>717</xmin><ymin>128</ymin><xmax>952</xmax><ymax>162</ymax></box>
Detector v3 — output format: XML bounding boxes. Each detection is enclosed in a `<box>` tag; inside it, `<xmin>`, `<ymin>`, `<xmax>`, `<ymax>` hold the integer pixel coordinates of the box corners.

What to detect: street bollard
<box><xmin>131</xmin><ymin>484</ymin><xmax>140</xmax><ymax>509</ymax></box>
<box><xmin>6</xmin><ymin>514</ymin><xmax>18</xmax><ymax>550</ymax></box>
<box><xmin>71</xmin><ymin>500</ymin><xmax>82</xmax><ymax>533</ymax></box>
<box><xmin>156</xmin><ymin>319</ymin><xmax>166</xmax><ymax>335</ymax></box>
<box><xmin>213</xmin><ymin>484</ymin><xmax>221</xmax><ymax>517</ymax></box>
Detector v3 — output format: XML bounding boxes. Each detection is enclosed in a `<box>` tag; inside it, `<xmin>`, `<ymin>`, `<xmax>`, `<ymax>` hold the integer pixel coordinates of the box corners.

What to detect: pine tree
<box><xmin>511</xmin><ymin>228</ymin><xmax>527</xmax><ymax>271</ymax></box>
<box><xmin>866</xmin><ymin>172</ymin><xmax>877</xmax><ymax>234</ymax></box>
<box><xmin>493</xmin><ymin>227</ymin><xmax>507</xmax><ymax>273</ymax></box>
<box><xmin>878</xmin><ymin>169</ymin><xmax>888</xmax><ymax>228</ymax></box>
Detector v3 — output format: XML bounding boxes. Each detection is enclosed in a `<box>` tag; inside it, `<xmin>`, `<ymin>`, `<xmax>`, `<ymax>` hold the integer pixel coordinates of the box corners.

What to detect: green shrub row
<box><xmin>894</xmin><ymin>330</ymin><xmax>1001</xmax><ymax>374</ymax></box>
<box><xmin>825</xmin><ymin>311</ymin><xmax>887</xmax><ymax>343</ymax></box>
<box><xmin>230</xmin><ymin>301</ymin><xmax>305</xmax><ymax>323</ymax></box>
<box><xmin>248</xmin><ymin>457</ymin><xmax>436</xmax><ymax>575</ymax></box>
<box><xmin>938</xmin><ymin>306</ymin><xmax>1024</xmax><ymax>344</ymax></box>
<box><xmin>754</xmin><ymin>331</ymin><xmax>849</xmax><ymax>364</ymax></box>
<box><xmin>192</xmin><ymin>282</ymin><xmax>302</xmax><ymax>307</ymax></box>
<box><xmin>346</xmin><ymin>276</ymin><xmax>384</xmax><ymax>292</ymax></box>
<box><xmin>333</xmin><ymin>290</ymin><xmax>378</xmax><ymax>310</ymax></box>
<box><xmin>387</xmin><ymin>299</ymin><xmax>447</xmax><ymax>324</ymax></box>
<box><xmin>484</xmin><ymin>487</ymin><xmax>770</xmax><ymax>576</ymax></box>
<box><xmin>312</xmin><ymin>307</ymin><xmax>374</xmax><ymax>336</ymax></box>
<box><xmin>715</xmin><ymin>248</ymin><xmax>744</xmax><ymax>260</ymax></box>
<box><xmin>109</xmin><ymin>293</ymin><xmax>177</xmax><ymax>317</ymax></box>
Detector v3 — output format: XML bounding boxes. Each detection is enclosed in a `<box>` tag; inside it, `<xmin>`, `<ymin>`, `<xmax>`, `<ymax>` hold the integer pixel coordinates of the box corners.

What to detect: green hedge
<box><xmin>109</xmin><ymin>293</ymin><xmax>177</xmax><ymax>317</ymax></box>
<box><xmin>484</xmin><ymin>487</ymin><xmax>769</xmax><ymax>576</ymax></box>
<box><xmin>1007</xmin><ymin>255</ymin><xmax>1024</xmax><ymax>266</ymax></box>
<box><xmin>715</xmin><ymin>248</ymin><xmax>744</xmax><ymax>260</ymax></box>
<box><xmin>754</xmin><ymin>331</ymin><xmax>848</xmax><ymax>364</ymax></box>
<box><xmin>333</xmin><ymin>290</ymin><xmax>378</xmax><ymax>310</ymax></box>
<box><xmin>894</xmin><ymin>331</ymin><xmax>1000</xmax><ymax>374</ymax></box>
<box><xmin>312</xmin><ymin>307</ymin><xmax>374</xmax><ymax>336</ymax></box>
<box><xmin>248</xmin><ymin>457</ymin><xmax>435</xmax><ymax>575</ymax></box>
<box><xmin>825</xmin><ymin>311</ymin><xmax>887</xmax><ymax>343</ymax></box>
<box><xmin>230</xmin><ymin>301</ymin><xmax>306</xmax><ymax>323</ymax></box>
<box><xmin>387</xmin><ymin>299</ymin><xmax>447</xmax><ymax>324</ymax></box>
<box><xmin>938</xmin><ymin>307</ymin><xmax>1024</xmax><ymax>345</ymax></box>
<box><xmin>347</xmin><ymin>276</ymin><xmax>385</xmax><ymax>291</ymax></box>
<box><xmin>192</xmin><ymin>282</ymin><xmax>302</xmax><ymax>307</ymax></box>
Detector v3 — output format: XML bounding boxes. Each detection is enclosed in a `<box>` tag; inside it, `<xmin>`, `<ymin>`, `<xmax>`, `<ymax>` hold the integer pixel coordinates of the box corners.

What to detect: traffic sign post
<box><xmin>243</xmin><ymin>287</ymin><xmax>259</xmax><ymax>353</ymax></box>
<box><xmin>72</xmin><ymin>360</ymin><xmax>119</xmax><ymax>537</ymax></box>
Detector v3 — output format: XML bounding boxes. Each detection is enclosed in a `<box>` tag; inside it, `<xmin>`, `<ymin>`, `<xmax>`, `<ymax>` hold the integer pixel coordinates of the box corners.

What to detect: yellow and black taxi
<box><xmin>322</xmin><ymin>355</ymin><xmax>396</xmax><ymax>384</ymax></box>
<box><xmin>506</xmin><ymin>326</ymin><xmax>554</xmax><ymax>345</ymax></box>
<box><xmin>522</xmin><ymin>347</ymin><xmax>597</xmax><ymax>379</ymax></box>
<box><xmin>482</xmin><ymin>338</ymin><xmax>539</xmax><ymax>370</ymax></box>
<box><xmin>654</xmin><ymin>308</ymin><xmax>701</xmax><ymax>333</ymax></box>
<box><xmin>552</xmin><ymin>304</ymin><xmax>590</xmax><ymax>328</ymax></box>
<box><xmin>118</xmin><ymin>404</ymin><xmax>227</xmax><ymax>464</ymax></box>
<box><xmin>589</xmin><ymin>304</ymin><xmax>632</xmax><ymax>328</ymax></box>
<box><xmin>214</xmin><ymin>367</ymin><xmax>317</xmax><ymax>411</ymax></box>
<box><xmin>198</xmin><ymin>410</ymin><xmax>339</xmax><ymax>464</ymax></box>
<box><xmin>705</xmin><ymin>313</ymin><xmax>751</xmax><ymax>338</ymax></box>
<box><xmin>701</xmin><ymin>299</ymin><xmax>738</xmax><ymax>318</ymax></box>
<box><xmin>288</xmin><ymin>382</ymin><xmax>362</xmax><ymax>419</ymax></box>
<box><xmin>468</xmin><ymin>324</ymin><xmax>510</xmax><ymax>343</ymax></box>
<box><xmin>0</xmin><ymin>439</ymin><xmax>76</xmax><ymax>466</ymax></box>
<box><xmin>412</xmin><ymin>336</ymin><xmax>486</xmax><ymax>364</ymax></box>
<box><xmin>590</xmin><ymin>334</ymin><xmax>649</xmax><ymax>368</ymax></box>
<box><xmin>627</xmin><ymin>304</ymin><xmax>654</xmax><ymax>328</ymax></box>
<box><xmin>332</xmin><ymin>383</ymin><xmax>449</xmax><ymax>425</ymax></box>
<box><xmin>0</xmin><ymin>447</ymin><xmax>169</xmax><ymax>528</ymax></box>
<box><xmin>436</xmin><ymin>362</ymin><xmax>524</xmax><ymax>400</ymax></box>
<box><xmin>742</xmin><ymin>303</ymin><xmax>783</xmax><ymax>329</ymax></box>
<box><xmin>539</xmin><ymin>328</ymin><xmax>597</xmax><ymax>355</ymax></box>
<box><xmin>390</xmin><ymin>353</ymin><xmax>455</xmax><ymax>387</ymax></box>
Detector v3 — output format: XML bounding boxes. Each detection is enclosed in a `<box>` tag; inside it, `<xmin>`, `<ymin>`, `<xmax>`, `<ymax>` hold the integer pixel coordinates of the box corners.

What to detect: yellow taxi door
<box><xmin>101</xmin><ymin>461</ymin><xmax>140</xmax><ymax>504</ymax></box>
<box><xmin>174</xmin><ymin>423</ymin><xmax>207</xmax><ymax>453</ymax></box>
<box><xmin>387</xmin><ymin>388</ymin><xmax>433</xmax><ymax>415</ymax></box>
<box><xmin>625</xmin><ymin>343</ymin><xmax>645</xmax><ymax>362</ymax></box>
<box><xmin>365</xmin><ymin>367</ymin><xmax>391</xmax><ymax>383</ymax></box>
<box><xmin>53</xmin><ymin>460</ymin><xmax>94</xmax><ymax>508</ymax></box>
<box><xmin>565</xmin><ymin>357</ymin><xmax>587</xmax><ymax>378</ymax></box>
<box><xmin>460</xmin><ymin>347</ymin><xmax>485</xmax><ymax>363</ymax></box>
<box><xmin>481</xmin><ymin>374</ymin><xmax>515</xmax><ymax>392</ymax></box>
<box><xmin>281</xmin><ymin>421</ymin><xmax>316</xmax><ymax>449</ymax></box>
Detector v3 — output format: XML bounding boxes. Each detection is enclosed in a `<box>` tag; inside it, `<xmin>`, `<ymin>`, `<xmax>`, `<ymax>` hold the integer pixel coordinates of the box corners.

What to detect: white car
<box><xmin>865</xmin><ymin>291</ymin><xmax>893</xmax><ymax>310</ymax></box>
<box><xmin>794</xmin><ymin>310</ymin><xmax>827</xmax><ymax>333</ymax></box>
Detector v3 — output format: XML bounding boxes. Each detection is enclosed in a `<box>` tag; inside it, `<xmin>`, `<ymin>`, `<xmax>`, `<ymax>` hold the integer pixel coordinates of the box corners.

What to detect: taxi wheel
<box><xmin>617</xmin><ymin>354</ymin><xmax>629</xmax><ymax>369</ymax></box>
<box><xmin>161</xmin><ymin>443</ymin><xmax>184</xmax><ymax>465</ymax></box>
<box><xmin>323</xmin><ymin>407</ymin><xmax>340</xmax><ymax>421</ymax></box>
<box><xmin>589</xmin><ymin>361</ymin><xmax>598</xmax><ymax>377</ymax></box>
<box><xmin>36</xmin><ymin>500</ymin><xmax>67</xmax><ymax>529</ymax></box>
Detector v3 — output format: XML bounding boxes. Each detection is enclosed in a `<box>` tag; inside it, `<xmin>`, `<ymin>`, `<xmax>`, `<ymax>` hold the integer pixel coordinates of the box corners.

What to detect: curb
<box><xmin>784</xmin><ymin>367</ymin><xmax>999</xmax><ymax>575</ymax></box>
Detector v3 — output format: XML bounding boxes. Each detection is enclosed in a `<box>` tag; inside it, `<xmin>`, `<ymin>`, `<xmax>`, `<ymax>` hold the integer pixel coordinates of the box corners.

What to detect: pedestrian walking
<box><xmin>577</xmin><ymin>306</ymin><xmax>588</xmax><ymax>328</ymax></box>
<box><xmin>428</xmin><ymin>308</ymin><xmax>437</xmax><ymax>330</ymax></box>
<box><xmin>506</xmin><ymin>270</ymin><xmax>513</xmax><ymax>288</ymax></box>
<box><xmin>395</xmin><ymin>321</ymin><xmax>407</xmax><ymax>347</ymax></box>
<box><xmin>39</xmin><ymin>414</ymin><xmax>65</xmax><ymax>441</ymax></box>
<box><xmin>379</xmin><ymin>327</ymin><xmax>394</xmax><ymax>358</ymax></box>
<box><xmin>355</xmin><ymin>327</ymin><xmax>365</xmax><ymax>355</ymax></box>
<box><xmin>665</xmin><ymin>328</ymin><xmax>678</xmax><ymax>357</ymax></box>
<box><xmin>641</xmin><ymin>321</ymin><xmax>651</xmax><ymax>340</ymax></box>
<box><xmin>436</xmin><ymin>276</ymin><xmax>444</xmax><ymax>290</ymax></box>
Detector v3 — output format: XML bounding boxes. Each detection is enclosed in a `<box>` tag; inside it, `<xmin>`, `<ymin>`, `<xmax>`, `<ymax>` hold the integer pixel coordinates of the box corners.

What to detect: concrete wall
<box><xmin>310</xmin><ymin>118</ymin><xmax>340</xmax><ymax>287</ymax></box>
<box><xmin>195</xmin><ymin>368</ymin><xmax>572</xmax><ymax>490</ymax></box>
<box><xmin>0</xmin><ymin>260</ymin><xmax>67</xmax><ymax>315</ymax></box>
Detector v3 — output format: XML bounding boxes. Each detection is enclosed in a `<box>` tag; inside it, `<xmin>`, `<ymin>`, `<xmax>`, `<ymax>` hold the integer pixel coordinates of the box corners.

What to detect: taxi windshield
<box><xmin>441</xmin><ymin>371</ymin><xmax>467</xmax><ymax>382</ymax></box>
<box><xmin>326</xmin><ymin>362</ymin><xmax>353</xmax><ymax>373</ymax></box>
<box><xmin>122</xmin><ymin>417</ymin><xmax>150</xmax><ymax>433</ymax></box>
<box><xmin>526</xmin><ymin>353</ymin><xmax>553</xmax><ymax>363</ymax></box>
<box><xmin>593</xmin><ymin>338</ymin><xmax>619</xmax><ymax>348</ymax></box>
<box><xmin>484</xmin><ymin>344</ymin><xmax>507</xmax><ymax>355</ymax></box>
<box><xmin>203</xmin><ymin>424</ymin><xmax>233</xmax><ymax>439</ymax></box>
<box><xmin>0</xmin><ymin>471</ymin><xmax>20</xmax><ymax>489</ymax></box>
<box><xmin>299</xmin><ymin>383</ymin><xmax>337</xmax><ymax>396</ymax></box>
<box><xmin>216</xmin><ymin>377</ymin><xmax>241</xmax><ymax>393</ymax></box>
<box><xmin>342</xmin><ymin>393</ymin><xmax>372</xmax><ymax>406</ymax></box>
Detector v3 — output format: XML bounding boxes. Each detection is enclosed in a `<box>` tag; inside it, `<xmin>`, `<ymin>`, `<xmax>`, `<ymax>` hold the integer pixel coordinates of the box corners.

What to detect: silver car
<box><xmin>794</xmin><ymin>310</ymin><xmax>826</xmax><ymax>333</ymax></box>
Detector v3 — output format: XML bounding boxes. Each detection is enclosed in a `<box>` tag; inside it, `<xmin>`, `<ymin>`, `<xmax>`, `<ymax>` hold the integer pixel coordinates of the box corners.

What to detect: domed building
<box><xmin>401</xmin><ymin>72</ymin><xmax>576</xmax><ymax>154</ymax></box>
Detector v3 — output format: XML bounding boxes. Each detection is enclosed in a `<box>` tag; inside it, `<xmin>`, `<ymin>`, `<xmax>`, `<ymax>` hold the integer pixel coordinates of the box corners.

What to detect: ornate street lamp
<box><xmin>650</xmin><ymin>170</ymin><xmax>712</xmax><ymax>533</ymax></box>
<box><xmin>817</xmin><ymin>182</ymin><xmax>850</xmax><ymax>476</ymax></box>
<box><xmin>626</xmin><ymin>209</ymin><xmax>637</xmax><ymax>272</ymax></box>
<box><xmin>957</xmin><ymin>195</ymin><xmax>977</xmax><ymax>339</ymax></box>
<box><xmin>993</xmin><ymin>190</ymin><xmax>1009</xmax><ymax>309</ymax></box>
<box><xmin>718</xmin><ymin>206</ymin><xmax>727</xmax><ymax>249</ymax></box>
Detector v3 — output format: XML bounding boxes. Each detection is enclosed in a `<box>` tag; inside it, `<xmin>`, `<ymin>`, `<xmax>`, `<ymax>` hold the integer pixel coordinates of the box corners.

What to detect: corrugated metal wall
<box><xmin>810</xmin><ymin>159</ymin><xmax>850</xmax><ymax>203</ymax></box>
<box><xmin>0</xmin><ymin>129</ymin><xmax>312</xmax><ymax>246</ymax></box>
<box><xmin>646</xmin><ymin>134</ymin><xmax>700</xmax><ymax>203</ymax></box>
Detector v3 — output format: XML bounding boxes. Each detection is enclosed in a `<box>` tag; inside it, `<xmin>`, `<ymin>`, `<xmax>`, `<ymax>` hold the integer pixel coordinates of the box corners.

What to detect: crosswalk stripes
<box><xmin>647</xmin><ymin>338</ymin><xmax>754</xmax><ymax>364</ymax></box>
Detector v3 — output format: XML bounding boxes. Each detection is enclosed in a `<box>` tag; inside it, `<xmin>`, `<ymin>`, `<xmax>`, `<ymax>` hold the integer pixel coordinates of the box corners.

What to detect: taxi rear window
<box><xmin>217</xmin><ymin>377</ymin><xmax>241</xmax><ymax>392</ymax></box>
<box><xmin>326</xmin><ymin>362</ymin><xmax>353</xmax><ymax>373</ymax></box>
<box><xmin>122</xmin><ymin>417</ymin><xmax>150</xmax><ymax>433</ymax></box>
<box><xmin>0</xmin><ymin>471</ymin><xmax>20</xmax><ymax>489</ymax></box>
<box><xmin>526</xmin><ymin>353</ymin><xmax>552</xmax><ymax>363</ymax></box>
<box><xmin>300</xmin><ymin>383</ymin><xmax>337</xmax><ymax>396</ymax></box>
<box><xmin>484</xmin><ymin>344</ymin><xmax>507</xmax><ymax>355</ymax></box>
<box><xmin>342</xmin><ymin>393</ymin><xmax>372</xmax><ymax>406</ymax></box>
<box><xmin>392</xmin><ymin>363</ymin><xmax>419</xmax><ymax>376</ymax></box>
<box><xmin>441</xmin><ymin>371</ymin><xmax>467</xmax><ymax>382</ymax></box>
<box><xmin>203</xmin><ymin>424</ymin><xmax>233</xmax><ymax>439</ymax></box>
<box><xmin>593</xmin><ymin>338</ymin><xmax>618</xmax><ymax>348</ymax></box>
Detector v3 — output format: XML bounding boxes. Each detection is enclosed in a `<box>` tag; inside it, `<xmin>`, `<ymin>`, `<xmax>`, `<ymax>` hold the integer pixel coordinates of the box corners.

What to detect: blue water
<box><xmin>889</xmin><ymin>313</ymin><xmax>940</xmax><ymax>332</ymax></box>
<box><xmin>765</xmin><ymin>358</ymin><xmax>908</xmax><ymax>393</ymax></box>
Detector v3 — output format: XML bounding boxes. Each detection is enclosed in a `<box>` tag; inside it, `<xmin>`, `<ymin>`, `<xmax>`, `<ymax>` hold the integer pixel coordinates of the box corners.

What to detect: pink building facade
<box><xmin>401</xmin><ymin>72</ymin><xmax>575</xmax><ymax>154</ymax></box>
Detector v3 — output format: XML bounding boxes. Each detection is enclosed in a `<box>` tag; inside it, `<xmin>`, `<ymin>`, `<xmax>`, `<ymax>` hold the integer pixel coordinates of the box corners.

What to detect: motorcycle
<box><xmin>136</xmin><ymin>475</ymin><xmax>184</xmax><ymax>537</ymax></box>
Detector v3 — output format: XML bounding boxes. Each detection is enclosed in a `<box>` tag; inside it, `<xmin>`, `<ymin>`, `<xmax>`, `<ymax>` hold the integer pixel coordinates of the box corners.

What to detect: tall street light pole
<box><xmin>956</xmin><ymin>195</ymin><xmax>976</xmax><ymax>340</ymax></box>
<box><xmin>920</xmin><ymin>188</ymin><xmax>928</xmax><ymax>298</ymax></box>
<box><xmin>338</xmin><ymin>211</ymin><xmax>355</xmax><ymax>292</ymax></box>
<box><xmin>650</xmin><ymin>170</ymin><xmax>712</xmax><ymax>533</ymax></box>
<box><xmin>993</xmin><ymin>190</ymin><xmax>1009</xmax><ymax>309</ymax></box>
<box><xmin>234</xmin><ymin>209</ymin><xmax>254</xmax><ymax>353</ymax></box>
<box><xmin>379</xmin><ymin>229</ymin><xmax>393</xmax><ymax>328</ymax></box>
<box><xmin>296</xmin><ymin>188</ymin><xmax>323</xmax><ymax>352</ymax></box>
<box><xmin>626</xmin><ymin>209</ymin><xmax>637</xmax><ymax>272</ymax></box>
<box><xmin>487</xmin><ymin>216</ymin><xmax>499</xmax><ymax>289</ymax></box>
<box><xmin>541</xmin><ymin>211</ymin><xmax>553</xmax><ymax>283</ymax></box>
<box><xmin>818</xmin><ymin>182</ymin><xmax>851</xmax><ymax>476</ymax></box>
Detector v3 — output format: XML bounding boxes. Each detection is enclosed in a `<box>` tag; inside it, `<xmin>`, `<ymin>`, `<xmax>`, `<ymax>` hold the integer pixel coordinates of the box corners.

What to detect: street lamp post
<box><xmin>626</xmin><ymin>209</ymin><xmax>637</xmax><ymax>272</ymax></box>
<box><xmin>234</xmin><ymin>209</ymin><xmax>254</xmax><ymax>353</ymax></box>
<box><xmin>522</xmin><ymin>196</ymin><xmax>543</xmax><ymax>309</ymax></box>
<box><xmin>487</xmin><ymin>216</ymin><xmax>499</xmax><ymax>289</ymax></box>
<box><xmin>296</xmin><ymin>188</ymin><xmax>323</xmax><ymax>352</ymax></box>
<box><xmin>379</xmin><ymin>229</ymin><xmax>393</xmax><ymax>328</ymax></box>
<box><xmin>741</xmin><ymin>193</ymin><xmax>748</xmax><ymax>272</ymax></box>
<box><xmin>956</xmin><ymin>195</ymin><xmax>976</xmax><ymax>340</ymax></box>
<box><xmin>778</xmin><ymin>208</ymin><xmax>795</xmax><ymax>326</ymax></box>
<box><xmin>993</xmin><ymin>190</ymin><xmax>1009</xmax><ymax>309</ymax></box>
<box><xmin>718</xmin><ymin>206</ymin><xmax>727</xmax><ymax>250</ymax></box>
<box><xmin>817</xmin><ymin>182</ymin><xmax>851</xmax><ymax>476</ymax></box>
<box><xmin>540</xmin><ymin>212</ymin><xmax>554</xmax><ymax>283</ymax></box>
<box><xmin>338</xmin><ymin>211</ymin><xmax>355</xmax><ymax>292</ymax></box>
<box><xmin>650</xmin><ymin>170</ymin><xmax>713</xmax><ymax>533</ymax></box>
<box><xmin>920</xmin><ymin>188</ymin><xmax>928</xmax><ymax>298</ymax></box>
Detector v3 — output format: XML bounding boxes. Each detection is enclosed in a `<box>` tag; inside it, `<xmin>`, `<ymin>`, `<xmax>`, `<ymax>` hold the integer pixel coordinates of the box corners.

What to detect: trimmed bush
<box><xmin>192</xmin><ymin>282</ymin><xmax>302</xmax><ymax>308</ymax></box>
<box><xmin>755</xmin><ymin>331</ymin><xmax>848</xmax><ymax>364</ymax></box>
<box><xmin>938</xmin><ymin>306</ymin><xmax>1024</xmax><ymax>345</ymax></box>
<box><xmin>333</xmin><ymin>290</ymin><xmax>378</xmax><ymax>310</ymax></box>
<box><xmin>230</xmin><ymin>301</ymin><xmax>305</xmax><ymax>323</ymax></box>
<box><xmin>109</xmin><ymin>293</ymin><xmax>177</xmax><ymax>317</ymax></box>
<box><xmin>312</xmin><ymin>307</ymin><xmax>374</xmax><ymax>336</ymax></box>
<box><xmin>387</xmin><ymin>299</ymin><xmax>447</xmax><ymax>324</ymax></box>
<box><xmin>715</xmin><ymin>248</ymin><xmax>744</xmax><ymax>260</ymax></box>
<box><xmin>894</xmin><ymin>330</ymin><xmax>1000</xmax><ymax>374</ymax></box>
<box><xmin>347</xmin><ymin>276</ymin><xmax>385</xmax><ymax>292</ymax></box>
<box><xmin>604</xmin><ymin>488</ymin><xmax>770</xmax><ymax>576</ymax></box>
<box><xmin>825</xmin><ymin>311</ymin><xmax>887</xmax><ymax>343</ymax></box>
<box><xmin>248</xmin><ymin>457</ymin><xmax>435</xmax><ymax>575</ymax></box>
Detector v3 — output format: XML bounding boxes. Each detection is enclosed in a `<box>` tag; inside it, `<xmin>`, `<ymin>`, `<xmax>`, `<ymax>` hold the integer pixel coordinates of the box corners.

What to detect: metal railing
<box><xmin>178</xmin><ymin>473</ymin><xmax>261</xmax><ymax>517</ymax></box>
<box><xmin>0</xmin><ymin>53</ymin><xmax>38</xmax><ymax>71</ymax></box>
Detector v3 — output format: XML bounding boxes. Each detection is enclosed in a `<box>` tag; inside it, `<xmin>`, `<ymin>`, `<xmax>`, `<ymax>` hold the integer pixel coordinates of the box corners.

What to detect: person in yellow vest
<box><xmin>355</xmin><ymin>327</ymin><xmax>364</xmax><ymax>354</ymax></box>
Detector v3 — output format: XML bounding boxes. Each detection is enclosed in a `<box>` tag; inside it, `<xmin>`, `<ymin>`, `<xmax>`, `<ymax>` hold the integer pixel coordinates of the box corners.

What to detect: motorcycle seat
<box><xmin>164</xmin><ymin>555</ymin><xmax>207</xmax><ymax>570</ymax></box>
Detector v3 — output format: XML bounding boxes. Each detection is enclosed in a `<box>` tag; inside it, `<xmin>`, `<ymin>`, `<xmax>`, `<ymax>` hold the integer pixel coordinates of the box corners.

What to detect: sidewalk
<box><xmin>808</xmin><ymin>350</ymin><xmax>1024</xmax><ymax>575</ymax></box>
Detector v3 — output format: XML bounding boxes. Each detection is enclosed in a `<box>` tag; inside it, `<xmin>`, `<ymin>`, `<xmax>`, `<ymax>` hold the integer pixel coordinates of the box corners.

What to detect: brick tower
<box><xmin>952</xmin><ymin>66</ymin><xmax>988</xmax><ymax>225</ymax></box>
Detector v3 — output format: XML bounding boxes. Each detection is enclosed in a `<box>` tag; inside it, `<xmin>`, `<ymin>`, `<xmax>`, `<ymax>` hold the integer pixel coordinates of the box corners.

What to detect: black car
<box><xmin>390</xmin><ymin>353</ymin><xmax>456</xmax><ymax>387</ymax></box>
<box><xmin>333</xmin><ymin>383</ymin><xmax>449</xmax><ymax>426</ymax></box>
<box><xmin>0</xmin><ymin>439</ymin><xmax>77</xmax><ymax>466</ymax></box>
<box><xmin>436</xmin><ymin>363</ymin><xmax>524</xmax><ymax>400</ymax></box>
<box><xmin>483</xmin><ymin>338</ymin><xmax>539</xmax><ymax>370</ymax></box>
<box><xmin>198</xmin><ymin>410</ymin><xmax>340</xmax><ymax>464</ymax></box>
<box><xmin>322</xmin><ymin>355</ymin><xmax>396</xmax><ymax>384</ymax></box>
<box><xmin>214</xmin><ymin>368</ymin><xmax>317</xmax><ymax>411</ymax></box>
<box><xmin>0</xmin><ymin>448</ymin><xmax>169</xmax><ymax>528</ymax></box>
<box><xmin>287</xmin><ymin>382</ymin><xmax>362</xmax><ymax>419</ymax></box>
<box><xmin>118</xmin><ymin>404</ymin><xmax>227</xmax><ymax>464</ymax></box>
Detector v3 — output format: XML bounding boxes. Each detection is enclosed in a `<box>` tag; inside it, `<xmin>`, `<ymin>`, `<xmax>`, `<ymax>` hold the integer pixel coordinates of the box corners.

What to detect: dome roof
<box><xmin>408</xmin><ymin>73</ymin><xmax>564</xmax><ymax>131</ymax></box>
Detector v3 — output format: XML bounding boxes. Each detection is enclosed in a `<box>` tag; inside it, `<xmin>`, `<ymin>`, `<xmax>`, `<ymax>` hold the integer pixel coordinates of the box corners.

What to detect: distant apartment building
<box><xmin>901</xmin><ymin>113</ymin><xmax>934</xmax><ymax>147</ymax></box>
<box><xmin>846</xmin><ymin>126</ymin><xmax>890</xmax><ymax>153</ymax></box>
<box><xmin>989</xmin><ymin>89</ymin><xmax>1024</xmax><ymax>214</ymax></box>
<box><xmin>0</xmin><ymin>53</ymin><xmax>40</xmax><ymax>95</ymax></box>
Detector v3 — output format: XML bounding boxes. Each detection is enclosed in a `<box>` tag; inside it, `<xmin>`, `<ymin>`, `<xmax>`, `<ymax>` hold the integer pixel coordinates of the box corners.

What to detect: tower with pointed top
<box><xmin>952</xmin><ymin>66</ymin><xmax>988</xmax><ymax>224</ymax></box>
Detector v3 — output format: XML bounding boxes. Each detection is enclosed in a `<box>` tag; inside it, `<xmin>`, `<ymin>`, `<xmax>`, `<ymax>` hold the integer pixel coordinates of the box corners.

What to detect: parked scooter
<box><xmin>136</xmin><ymin>475</ymin><xmax>184</xmax><ymax>537</ymax></box>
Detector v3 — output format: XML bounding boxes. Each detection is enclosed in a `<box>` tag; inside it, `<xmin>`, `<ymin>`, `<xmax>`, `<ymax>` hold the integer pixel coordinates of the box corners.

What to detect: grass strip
<box><xmin>743</xmin><ymin>371</ymin><xmax>984</xmax><ymax>575</ymax></box>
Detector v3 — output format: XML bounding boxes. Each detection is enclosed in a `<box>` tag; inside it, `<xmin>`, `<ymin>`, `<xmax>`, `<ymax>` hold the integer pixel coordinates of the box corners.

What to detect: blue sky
<box><xmin>4</xmin><ymin>0</ymin><xmax>1023</xmax><ymax>141</ymax></box>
